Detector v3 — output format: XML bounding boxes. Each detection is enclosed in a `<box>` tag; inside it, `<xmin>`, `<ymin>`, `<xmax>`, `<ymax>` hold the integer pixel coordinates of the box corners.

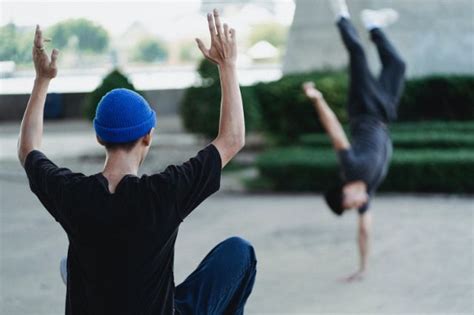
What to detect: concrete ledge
<box><xmin>0</xmin><ymin>89</ymin><xmax>185</xmax><ymax>121</ymax></box>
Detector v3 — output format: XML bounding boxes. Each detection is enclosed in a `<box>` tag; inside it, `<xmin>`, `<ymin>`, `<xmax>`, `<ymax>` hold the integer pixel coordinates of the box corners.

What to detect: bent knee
<box><xmin>222</xmin><ymin>236</ymin><xmax>255</xmax><ymax>253</ymax></box>
<box><xmin>221</xmin><ymin>236</ymin><xmax>257</xmax><ymax>265</ymax></box>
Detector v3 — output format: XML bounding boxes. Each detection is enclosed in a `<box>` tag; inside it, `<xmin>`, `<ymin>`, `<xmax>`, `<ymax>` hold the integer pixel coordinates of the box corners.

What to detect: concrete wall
<box><xmin>0</xmin><ymin>89</ymin><xmax>185</xmax><ymax>121</ymax></box>
<box><xmin>283</xmin><ymin>0</ymin><xmax>474</xmax><ymax>77</ymax></box>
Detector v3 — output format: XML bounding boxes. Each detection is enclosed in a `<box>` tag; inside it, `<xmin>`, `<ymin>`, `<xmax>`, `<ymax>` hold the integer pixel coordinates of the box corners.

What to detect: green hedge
<box><xmin>253</xmin><ymin>70</ymin><xmax>348</xmax><ymax>142</ymax></box>
<box><xmin>398</xmin><ymin>75</ymin><xmax>474</xmax><ymax>121</ymax></box>
<box><xmin>180</xmin><ymin>63</ymin><xmax>474</xmax><ymax>141</ymax></box>
<box><xmin>180</xmin><ymin>85</ymin><xmax>261</xmax><ymax>138</ymax></box>
<box><xmin>299</xmin><ymin>130</ymin><xmax>474</xmax><ymax>150</ymax></box>
<box><xmin>180</xmin><ymin>59</ymin><xmax>262</xmax><ymax>138</ymax></box>
<box><xmin>254</xmin><ymin>147</ymin><xmax>474</xmax><ymax>193</ymax></box>
<box><xmin>254</xmin><ymin>73</ymin><xmax>474</xmax><ymax>141</ymax></box>
<box><xmin>389</xmin><ymin>120</ymin><xmax>474</xmax><ymax>133</ymax></box>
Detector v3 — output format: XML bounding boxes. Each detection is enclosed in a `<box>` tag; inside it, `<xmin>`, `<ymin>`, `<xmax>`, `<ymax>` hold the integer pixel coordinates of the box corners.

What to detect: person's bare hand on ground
<box><xmin>342</xmin><ymin>269</ymin><xmax>366</xmax><ymax>283</ymax></box>
<box><xmin>33</xmin><ymin>25</ymin><xmax>59</xmax><ymax>80</ymax></box>
<box><xmin>302</xmin><ymin>82</ymin><xmax>323</xmax><ymax>101</ymax></box>
<box><xmin>195</xmin><ymin>9</ymin><xmax>237</xmax><ymax>67</ymax></box>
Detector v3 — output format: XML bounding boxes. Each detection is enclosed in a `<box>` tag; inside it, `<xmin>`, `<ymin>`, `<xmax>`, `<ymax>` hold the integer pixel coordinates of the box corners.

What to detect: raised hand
<box><xmin>302</xmin><ymin>81</ymin><xmax>323</xmax><ymax>101</ymax></box>
<box><xmin>33</xmin><ymin>25</ymin><xmax>59</xmax><ymax>80</ymax></box>
<box><xmin>195</xmin><ymin>9</ymin><xmax>237</xmax><ymax>67</ymax></box>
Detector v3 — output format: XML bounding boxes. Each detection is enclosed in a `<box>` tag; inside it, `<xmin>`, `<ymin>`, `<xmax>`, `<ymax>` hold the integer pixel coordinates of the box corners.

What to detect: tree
<box><xmin>132</xmin><ymin>38</ymin><xmax>168</xmax><ymax>63</ymax></box>
<box><xmin>0</xmin><ymin>24</ymin><xmax>17</xmax><ymax>61</ymax></box>
<box><xmin>48</xmin><ymin>18</ymin><xmax>109</xmax><ymax>53</ymax></box>
<box><xmin>248</xmin><ymin>22</ymin><xmax>288</xmax><ymax>49</ymax></box>
<box><xmin>0</xmin><ymin>23</ymin><xmax>32</xmax><ymax>64</ymax></box>
<box><xmin>179</xmin><ymin>40</ymin><xmax>201</xmax><ymax>63</ymax></box>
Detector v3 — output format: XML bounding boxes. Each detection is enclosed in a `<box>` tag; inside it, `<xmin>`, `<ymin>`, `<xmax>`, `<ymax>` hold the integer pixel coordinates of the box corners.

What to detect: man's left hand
<box><xmin>33</xmin><ymin>25</ymin><xmax>59</xmax><ymax>80</ymax></box>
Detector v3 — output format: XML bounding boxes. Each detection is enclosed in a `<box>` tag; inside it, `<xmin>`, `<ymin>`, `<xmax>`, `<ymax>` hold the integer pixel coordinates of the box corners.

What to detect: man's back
<box><xmin>346</xmin><ymin>115</ymin><xmax>392</xmax><ymax>185</ymax></box>
<box><xmin>25</xmin><ymin>146</ymin><xmax>221</xmax><ymax>315</ymax></box>
<box><xmin>66</xmin><ymin>173</ymin><xmax>179</xmax><ymax>314</ymax></box>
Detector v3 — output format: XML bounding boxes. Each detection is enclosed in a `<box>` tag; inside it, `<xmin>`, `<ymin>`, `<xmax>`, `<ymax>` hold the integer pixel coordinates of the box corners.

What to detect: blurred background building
<box><xmin>284</xmin><ymin>0</ymin><xmax>474</xmax><ymax>77</ymax></box>
<box><xmin>0</xmin><ymin>0</ymin><xmax>293</xmax><ymax>119</ymax></box>
<box><xmin>1</xmin><ymin>0</ymin><xmax>473</xmax><ymax>120</ymax></box>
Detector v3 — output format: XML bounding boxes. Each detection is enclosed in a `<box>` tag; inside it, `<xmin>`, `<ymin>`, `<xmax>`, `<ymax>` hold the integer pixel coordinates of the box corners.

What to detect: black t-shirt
<box><xmin>337</xmin><ymin>115</ymin><xmax>392</xmax><ymax>214</ymax></box>
<box><xmin>24</xmin><ymin>145</ymin><xmax>221</xmax><ymax>315</ymax></box>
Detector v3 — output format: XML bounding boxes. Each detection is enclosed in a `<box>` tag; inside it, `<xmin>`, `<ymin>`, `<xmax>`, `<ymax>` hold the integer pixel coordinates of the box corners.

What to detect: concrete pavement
<box><xmin>1</xmin><ymin>175</ymin><xmax>473</xmax><ymax>314</ymax></box>
<box><xmin>1</xmin><ymin>119</ymin><xmax>473</xmax><ymax>314</ymax></box>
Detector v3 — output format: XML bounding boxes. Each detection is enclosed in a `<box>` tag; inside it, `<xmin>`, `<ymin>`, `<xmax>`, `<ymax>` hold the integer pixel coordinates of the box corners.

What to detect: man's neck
<box><xmin>102</xmin><ymin>150</ymin><xmax>141</xmax><ymax>177</ymax></box>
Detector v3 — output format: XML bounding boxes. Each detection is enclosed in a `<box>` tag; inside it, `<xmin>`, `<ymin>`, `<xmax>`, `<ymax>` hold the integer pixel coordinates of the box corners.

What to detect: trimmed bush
<box><xmin>180</xmin><ymin>59</ymin><xmax>262</xmax><ymax>138</ymax></box>
<box><xmin>389</xmin><ymin>120</ymin><xmax>474</xmax><ymax>133</ymax></box>
<box><xmin>83</xmin><ymin>69</ymin><xmax>140</xmax><ymax>121</ymax></box>
<box><xmin>253</xmin><ymin>73</ymin><xmax>473</xmax><ymax>141</ymax></box>
<box><xmin>254</xmin><ymin>147</ymin><xmax>474</xmax><ymax>193</ymax></box>
<box><xmin>299</xmin><ymin>130</ymin><xmax>474</xmax><ymax>150</ymax></box>
<box><xmin>255</xmin><ymin>147</ymin><xmax>338</xmax><ymax>191</ymax></box>
<box><xmin>253</xmin><ymin>70</ymin><xmax>348</xmax><ymax>142</ymax></box>
<box><xmin>399</xmin><ymin>75</ymin><xmax>474</xmax><ymax>121</ymax></box>
<box><xmin>391</xmin><ymin>132</ymin><xmax>474</xmax><ymax>149</ymax></box>
<box><xmin>382</xmin><ymin>149</ymin><xmax>474</xmax><ymax>193</ymax></box>
<box><xmin>180</xmin><ymin>67</ymin><xmax>349</xmax><ymax>139</ymax></box>
<box><xmin>180</xmin><ymin>63</ymin><xmax>474</xmax><ymax>141</ymax></box>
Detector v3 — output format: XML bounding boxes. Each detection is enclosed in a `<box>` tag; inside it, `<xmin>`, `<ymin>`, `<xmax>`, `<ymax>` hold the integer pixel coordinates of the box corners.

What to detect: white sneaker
<box><xmin>361</xmin><ymin>8</ymin><xmax>399</xmax><ymax>30</ymax></box>
<box><xmin>329</xmin><ymin>0</ymin><xmax>350</xmax><ymax>20</ymax></box>
<box><xmin>60</xmin><ymin>257</ymin><xmax>67</xmax><ymax>285</ymax></box>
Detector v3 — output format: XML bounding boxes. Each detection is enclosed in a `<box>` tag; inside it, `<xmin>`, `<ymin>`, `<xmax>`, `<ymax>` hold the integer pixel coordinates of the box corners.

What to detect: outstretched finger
<box><xmin>207</xmin><ymin>13</ymin><xmax>217</xmax><ymax>40</ymax></box>
<box><xmin>223</xmin><ymin>23</ymin><xmax>229</xmax><ymax>40</ymax></box>
<box><xmin>195</xmin><ymin>38</ymin><xmax>208</xmax><ymax>56</ymax></box>
<box><xmin>229</xmin><ymin>28</ymin><xmax>236</xmax><ymax>40</ymax></box>
<box><xmin>34</xmin><ymin>25</ymin><xmax>43</xmax><ymax>48</ymax></box>
<box><xmin>50</xmin><ymin>48</ymin><xmax>59</xmax><ymax>68</ymax></box>
<box><xmin>213</xmin><ymin>9</ymin><xmax>223</xmax><ymax>37</ymax></box>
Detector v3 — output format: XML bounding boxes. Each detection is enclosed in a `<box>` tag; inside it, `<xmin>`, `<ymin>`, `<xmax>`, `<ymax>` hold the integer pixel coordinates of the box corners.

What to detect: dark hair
<box><xmin>97</xmin><ymin>137</ymin><xmax>141</xmax><ymax>152</ymax></box>
<box><xmin>324</xmin><ymin>184</ymin><xmax>345</xmax><ymax>216</ymax></box>
<box><xmin>97</xmin><ymin>128</ymin><xmax>153</xmax><ymax>152</ymax></box>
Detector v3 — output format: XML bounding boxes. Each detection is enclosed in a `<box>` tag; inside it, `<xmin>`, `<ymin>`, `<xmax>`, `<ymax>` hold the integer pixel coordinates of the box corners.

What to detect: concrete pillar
<box><xmin>283</xmin><ymin>0</ymin><xmax>474</xmax><ymax>77</ymax></box>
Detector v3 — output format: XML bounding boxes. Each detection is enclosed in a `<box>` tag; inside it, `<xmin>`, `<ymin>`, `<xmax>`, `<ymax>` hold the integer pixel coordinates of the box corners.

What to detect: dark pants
<box><xmin>175</xmin><ymin>237</ymin><xmax>257</xmax><ymax>315</ymax></box>
<box><xmin>337</xmin><ymin>18</ymin><xmax>406</xmax><ymax>122</ymax></box>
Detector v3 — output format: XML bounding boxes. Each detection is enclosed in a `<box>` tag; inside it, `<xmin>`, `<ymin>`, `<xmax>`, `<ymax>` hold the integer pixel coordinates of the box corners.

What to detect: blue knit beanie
<box><xmin>93</xmin><ymin>88</ymin><xmax>156</xmax><ymax>143</ymax></box>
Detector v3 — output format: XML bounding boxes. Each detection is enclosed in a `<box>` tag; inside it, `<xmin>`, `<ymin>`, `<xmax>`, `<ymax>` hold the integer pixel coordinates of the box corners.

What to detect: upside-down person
<box><xmin>18</xmin><ymin>9</ymin><xmax>256</xmax><ymax>314</ymax></box>
<box><xmin>302</xmin><ymin>0</ymin><xmax>406</xmax><ymax>281</ymax></box>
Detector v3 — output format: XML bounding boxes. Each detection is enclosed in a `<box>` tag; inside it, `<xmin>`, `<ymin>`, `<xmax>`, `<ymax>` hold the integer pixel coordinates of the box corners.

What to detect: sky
<box><xmin>0</xmin><ymin>0</ymin><xmax>295</xmax><ymax>40</ymax></box>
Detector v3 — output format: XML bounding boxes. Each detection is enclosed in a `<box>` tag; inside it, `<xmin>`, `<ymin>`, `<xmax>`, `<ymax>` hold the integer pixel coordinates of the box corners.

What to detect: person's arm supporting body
<box><xmin>304</xmin><ymin>82</ymin><xmax>373</xmax><ymax>282</ymax></box>
<box><xmin>18</xmin><ymin>25</ymin><xmax>59</xmax><ymax>166</ymax></box>
<box><xmin>196</xmin><ymin>9</ymin><xmax>244</xmax><ymax>168</ymax></box>
<box><xmin>357</xmin><ymin>211</ymin><xmax>371</xmax><ymax>274</ymax></box>
<box><xmin>302</xmin><ymin>82</ymin><xmax>350</xmax><ymax>151</ymax></box>
<box><xmin>342</xmin><ymin>211</ymin><xmax>371</xmax><ymax>282</ymax></box>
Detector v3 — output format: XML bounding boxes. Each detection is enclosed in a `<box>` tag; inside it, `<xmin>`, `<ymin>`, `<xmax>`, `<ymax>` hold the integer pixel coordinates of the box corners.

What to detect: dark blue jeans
<box><xmin>337</xmin><ymin>17</ymin><xmax>406</xmax><ymax>123</ymax></box>
<box><xmin>175</xmin><ymin>237</ymin><xmax>257</xmax><ymax>315</ymax></box>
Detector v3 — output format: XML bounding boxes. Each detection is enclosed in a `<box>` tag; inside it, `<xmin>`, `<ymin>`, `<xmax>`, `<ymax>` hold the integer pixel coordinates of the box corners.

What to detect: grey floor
<box><xmin>1</xmin><ymin>119</ymin><xmax>473</xmax><ymax>314</ymax></box>
<box><xmin>1</xmin><ymin>177</ymin><xmax>472</xmax><ymax>314</ymax></box>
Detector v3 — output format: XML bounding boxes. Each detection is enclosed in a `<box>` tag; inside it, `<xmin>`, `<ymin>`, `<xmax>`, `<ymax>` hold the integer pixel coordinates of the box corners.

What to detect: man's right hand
<box><xmin>302</xmin><ymin>82</ymin><xmax>323</xmax><ymax>102</ymax></box>
<box><xmin>196</xmin><ymin>9</ymin><xmax>237</xmax><ymax>67</ymax></box>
